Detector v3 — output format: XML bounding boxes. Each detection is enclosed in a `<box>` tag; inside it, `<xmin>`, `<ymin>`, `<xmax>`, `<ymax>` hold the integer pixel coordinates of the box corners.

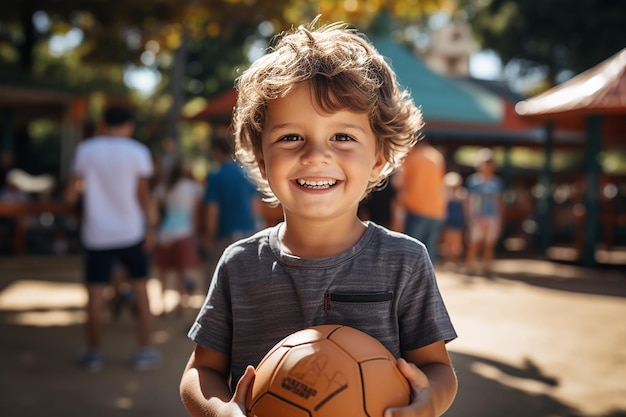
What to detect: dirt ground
<box><xmin>0</xmin><ymin>254</ymin><xmax>624</xmax><ymax>417</ymax></box>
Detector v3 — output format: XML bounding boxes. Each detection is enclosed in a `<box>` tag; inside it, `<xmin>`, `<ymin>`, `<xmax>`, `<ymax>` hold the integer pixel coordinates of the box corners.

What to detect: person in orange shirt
<box><xmin>400</xmin><ymin>140</ymin><xmax>446</xmax><ymax>264</ymax></box>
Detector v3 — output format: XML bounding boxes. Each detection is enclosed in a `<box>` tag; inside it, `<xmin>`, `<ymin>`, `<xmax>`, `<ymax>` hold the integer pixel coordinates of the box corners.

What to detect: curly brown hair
<box><xmin>233</xmin><ymin>20</ymin><xmax>423</xmax><ymax>205</ymax></box>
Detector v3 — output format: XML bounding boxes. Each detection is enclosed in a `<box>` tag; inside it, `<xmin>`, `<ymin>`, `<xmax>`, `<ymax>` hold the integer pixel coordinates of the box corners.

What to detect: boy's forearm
<box><xmin>180</xmin><ymin>366</ymin><xmax>233</xmax><ymax>417</ymax></box>
<box><xmin>419</xmin><ymin>362</ymin><xmax>458</xmax><ymax>416</ymax></box>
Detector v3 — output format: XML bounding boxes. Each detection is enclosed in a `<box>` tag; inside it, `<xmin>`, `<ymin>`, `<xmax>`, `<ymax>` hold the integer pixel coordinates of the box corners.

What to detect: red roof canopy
<box><xmin>185</xmin><ymin>88</ymin><xmax>237</xmax><ymax>122</ymax></box>
<box><xmin>516</xmin><ymin>48</ymin><xmax>626</xmax><ymax>119</ymax></box>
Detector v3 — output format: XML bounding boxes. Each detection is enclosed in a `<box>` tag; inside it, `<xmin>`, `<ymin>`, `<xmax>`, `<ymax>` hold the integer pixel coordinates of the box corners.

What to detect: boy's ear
<box><xmin>368</xmin><ymin>151</ymin><xmax>387</xmax><ymax>182</ymax></box>
<box><xmin>256</xmin><ymin>154</ymin><xmax>267</xmax><ymax>179</ymax></box>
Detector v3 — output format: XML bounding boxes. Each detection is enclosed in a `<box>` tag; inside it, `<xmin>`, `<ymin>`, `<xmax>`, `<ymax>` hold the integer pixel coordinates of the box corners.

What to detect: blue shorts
<box><xmin>84</xmin><ymin>241</ymin><xmax>149</xmax><ymax>284</ymax></box>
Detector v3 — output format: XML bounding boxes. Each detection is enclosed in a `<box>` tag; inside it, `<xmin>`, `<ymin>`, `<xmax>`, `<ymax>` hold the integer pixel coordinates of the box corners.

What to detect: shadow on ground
<box><xmin>1</xmin><ymin>255</ymin><xmax>625</xmax><ymax>417</ymax></box>
<box><xmin>2</xmin><ymin>316</ymin><xmax>625</xmax><ymax>417</ymax></box>
<box><xmin>0</xmin><ymin>317</ymin><xmax>195</xmax><ymax>417</ymax></box>
<box><xmin>449</xmin><ymin>351</ymin><xmax>577</xmax><ymax>417</ymax></box>
<box><xmin>448</xmin><ymin>350</ymin><xmax>626</xmax><ymax>417</ymax></box>
<box><xmin>460</xmin><ymin>256</ymin><xmax>626</xmax><ymax>298</ymax></box>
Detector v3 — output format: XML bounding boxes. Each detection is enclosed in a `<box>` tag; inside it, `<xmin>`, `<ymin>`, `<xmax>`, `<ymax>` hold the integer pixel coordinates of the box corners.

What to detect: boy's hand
<box><xmin>384</xmin><ymin>358</ymin><xmax>436</xmax><ymax>417</ymax></box>
<box><xmin>229</xmin><ymin>365</ymin><xmax>256</xmax><ymax>416</ymax></box>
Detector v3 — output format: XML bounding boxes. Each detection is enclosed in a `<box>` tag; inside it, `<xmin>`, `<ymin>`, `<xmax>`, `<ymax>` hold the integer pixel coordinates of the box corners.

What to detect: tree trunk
<box><xmin>167</xmin><ymin>25</ymin><xmax>189</xmax><ymax>147</ymax></box>
<box><xmin>17</xmin><ymin>7</ymin><xmax>37</xmax><ymax>73</ymax></box>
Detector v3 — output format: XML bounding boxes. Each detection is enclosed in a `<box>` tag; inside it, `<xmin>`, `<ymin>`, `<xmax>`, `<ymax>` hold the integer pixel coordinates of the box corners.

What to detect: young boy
<box><xmin>180</xmin><ymin>21</ymin><xmax>458</xmax><ymax>417</ymax></box>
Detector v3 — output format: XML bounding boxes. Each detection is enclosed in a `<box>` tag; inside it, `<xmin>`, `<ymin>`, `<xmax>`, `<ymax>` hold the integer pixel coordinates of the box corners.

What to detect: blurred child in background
<box><xmin>441</xmin><ymin>171</ymin><xmax>466</xmax><ymax>270</ymax></box>
<box><xmin>464</xmin><ymin>149</ymin><xmax>504</xmax><ymax>276</ymax></box>
<box><xmin>152</xmin><ymin>156</ymin><xmax>202</xmax><ymax>316</ymax></box>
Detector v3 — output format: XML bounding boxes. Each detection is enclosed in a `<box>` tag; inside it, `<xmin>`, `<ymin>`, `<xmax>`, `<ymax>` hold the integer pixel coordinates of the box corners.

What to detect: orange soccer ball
<box><xmin>246</xmin><ymin>324</ymin><xmax>411</xmax><ymax>417</ymax></box>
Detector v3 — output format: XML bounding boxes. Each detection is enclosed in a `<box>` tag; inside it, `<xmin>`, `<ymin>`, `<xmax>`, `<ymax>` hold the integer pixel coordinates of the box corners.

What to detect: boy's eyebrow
<box><xmin>265</xmin><ymin>121</ymin><xmax>369</xmax><ymax>135</ymax></box>
<box><xmin>335</xmin><ymin>122</ymin><xmax>369</xmax><ymax>134</ymax></box>
<box><xmin>264</xmin><ymin>122</ymin><xmax>295</xmax><ymax>134</ymax></box>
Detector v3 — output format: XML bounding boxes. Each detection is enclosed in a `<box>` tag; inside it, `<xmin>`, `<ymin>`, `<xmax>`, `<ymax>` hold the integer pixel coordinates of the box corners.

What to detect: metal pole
<box><xmin>582</xmin><ymin>115</ymin><xmax>602</xmax><ymax>266</ymax></box>
<box><xmin>538</xmin><ymin>120</ymin><xmax>554</xmax><ymax>257</ymax></box>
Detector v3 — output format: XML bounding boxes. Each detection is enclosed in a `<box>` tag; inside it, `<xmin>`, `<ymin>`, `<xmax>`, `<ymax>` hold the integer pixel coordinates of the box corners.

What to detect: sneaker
<box><xmin>133</xmin><ymin>347</ymin><xmax>160</xmax><ymax>371</ymax></box>
<box><xmin>78</xmin><ymin>351</ymin><xmax>104</xmax><ymax>372</ymax></box>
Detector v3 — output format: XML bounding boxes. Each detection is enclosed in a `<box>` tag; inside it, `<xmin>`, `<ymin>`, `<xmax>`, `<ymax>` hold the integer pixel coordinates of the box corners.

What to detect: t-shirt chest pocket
<box><xmin>324</xmin><ymin>291</ymin><xmax>393</xmax><ymax>315</ymax></box>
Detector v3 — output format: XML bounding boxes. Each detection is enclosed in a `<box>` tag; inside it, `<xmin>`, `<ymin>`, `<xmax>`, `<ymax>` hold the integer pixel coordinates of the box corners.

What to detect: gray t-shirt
<box><xmin>188</xmin><ymin>222</ymin><xmax>457</xmax><ymax>390</ymax></box>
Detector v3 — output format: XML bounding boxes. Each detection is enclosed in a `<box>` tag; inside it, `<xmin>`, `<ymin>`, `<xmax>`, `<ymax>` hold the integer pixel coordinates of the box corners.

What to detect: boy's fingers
<box><xmin>397</xmin><ymin>358</ymin><xmax>429</xmax><ymax>389</ymax></box>
<box><xmin>233</xmin><ymin>365</ymin><xmax>256</xmax><ymax>407</ymax></box>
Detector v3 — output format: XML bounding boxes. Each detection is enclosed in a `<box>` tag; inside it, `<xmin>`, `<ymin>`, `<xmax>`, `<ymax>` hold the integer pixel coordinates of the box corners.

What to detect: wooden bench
<box><xmin>0</xmin><ymin>202</ymin><xmax>76</xmax><ymax>255</ymax></box>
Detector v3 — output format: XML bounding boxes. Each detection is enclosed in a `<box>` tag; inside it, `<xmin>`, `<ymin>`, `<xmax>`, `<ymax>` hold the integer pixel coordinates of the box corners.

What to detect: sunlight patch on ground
<box><xmin>0</xmin><ymin>280</ymin><xmax>87</xmax><ymax>326</ymax></box>
<box><xmin>114</xmin><ymin>397</ymin><xmax>133</xmax><ymax>410</ymax></box>
<box><xmin>0</xmin><ymin>280</ymin><xmax>86</xmax><ymax>310</ymax></box>
<box><xmin>596</xmin><ymin>247</ymin><xmax>626</xmax><ymax>264</ymax></box>
<box><xmin>147</xmin><ymin>278</ymin><xmax>191</xmax><ymax>315</ymax></box>
<box><xmin>146</xmin><ymin>278</ymin><xmax>205</xmax><ymax>315</ymax></box>
<box><xmin>5</xmin><ymin>310</ymin><xmax>86</xmax><ymax>326</ymax></box>
<box><xmin>0</xmin><ymin>278</ymin><xmax>204</xmax><ymax>326</ymax></box>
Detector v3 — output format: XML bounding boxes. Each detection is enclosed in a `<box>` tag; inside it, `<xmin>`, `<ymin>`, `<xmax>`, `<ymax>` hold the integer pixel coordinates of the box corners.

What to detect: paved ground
<box><xmin>0</xmin><ymin>254</ymin><xmax>624</xmax><ymax>417</ymax></box>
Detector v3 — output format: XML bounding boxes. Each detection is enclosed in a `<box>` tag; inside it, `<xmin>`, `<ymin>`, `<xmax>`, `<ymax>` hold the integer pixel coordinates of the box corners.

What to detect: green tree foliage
<box><xmin>0</xmin><ymin>0</ymin><xmax>452</xmax><ymax>143</ymax></box>
<box><xmin>465</xmin><ymin>0</ymin><xmax>626</xmax><ymax>85</ymax></box>
<box><xmin>0</xmin><ymin>0</ymin><xmax>188</xmax><ymax>94</ymax></box>
<box><xmin>0</xmin><ymin>0</ymin><xmax>451</xmax><ymax>89</ymax></box>
<box><xmin>0</xmin><ymin>0</ymin><xmax>451</xmax><ymax>181</ymax></box>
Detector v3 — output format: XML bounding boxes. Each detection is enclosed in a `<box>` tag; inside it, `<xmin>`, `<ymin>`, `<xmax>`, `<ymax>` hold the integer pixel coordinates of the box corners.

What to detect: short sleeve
<box><xmin>137</xmin><ymin>146</ymin><xmax>154</xmax><ymax>178</ymax></box>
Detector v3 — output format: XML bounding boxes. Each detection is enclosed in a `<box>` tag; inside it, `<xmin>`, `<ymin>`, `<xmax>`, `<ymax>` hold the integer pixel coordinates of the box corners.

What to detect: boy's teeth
<box><xmin>297</xmin><ymin>179</ymin><xmax>337</xmax><ymax>188</ymax></box>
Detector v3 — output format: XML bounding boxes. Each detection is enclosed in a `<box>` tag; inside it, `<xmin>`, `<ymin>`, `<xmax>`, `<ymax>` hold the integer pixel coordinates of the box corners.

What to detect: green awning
<box><xmin>372</xmin><ymin>37</ymin><xmax>503</xmax><ymax>125</ymax></box>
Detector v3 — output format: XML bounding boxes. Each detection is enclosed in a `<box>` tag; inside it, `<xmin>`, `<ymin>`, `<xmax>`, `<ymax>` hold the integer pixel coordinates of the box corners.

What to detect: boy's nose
<box><xmin>301</xmin><ymin>141</ymin><xmax>330</xmax><ymax>166</ymax></box>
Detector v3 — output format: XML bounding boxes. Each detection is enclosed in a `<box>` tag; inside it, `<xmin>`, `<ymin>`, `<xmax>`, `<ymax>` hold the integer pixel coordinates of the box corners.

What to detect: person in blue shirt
<box><xmin>203</xmin><ymin>134</ymin><xmax>258</xmax><ymax>277</ymax></box>
<box><xmin>464</xmin><ymin>148</ymin><xmax>504</xmax><ymax>276</ymax></box>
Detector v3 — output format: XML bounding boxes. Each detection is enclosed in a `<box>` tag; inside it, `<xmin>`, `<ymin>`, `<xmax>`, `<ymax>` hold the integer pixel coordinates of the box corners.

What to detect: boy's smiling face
<box><xmin>258</xmin><ymin>82</ymin><xmax>386</xmax><ymax>223</ymax></box>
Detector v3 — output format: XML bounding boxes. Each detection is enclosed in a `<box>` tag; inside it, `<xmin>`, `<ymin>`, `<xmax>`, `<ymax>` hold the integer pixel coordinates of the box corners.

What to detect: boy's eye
<box><xmin>332</xmin><ymin>133</ymin><xmax>355</xmax><ymax>142</ymax></box>
<box><xmin>278</xmin><ymin>134</ymin><xmax>302</xmax><ymax>142</ymax></box>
